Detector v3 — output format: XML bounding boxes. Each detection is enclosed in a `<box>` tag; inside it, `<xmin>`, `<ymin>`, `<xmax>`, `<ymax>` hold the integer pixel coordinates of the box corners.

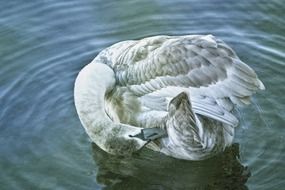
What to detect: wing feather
<box><xmin>106</xmin><ymin>35</ymin><xmax>264</xmax><ymax>126</ymax></box>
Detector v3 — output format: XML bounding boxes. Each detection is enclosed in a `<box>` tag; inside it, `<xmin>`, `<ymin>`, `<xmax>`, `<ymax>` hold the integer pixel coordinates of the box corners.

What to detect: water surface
<box><xmin>0</xmin><ymin>0</ymin><xmax>284</xmax><ymax>189</ymax></box>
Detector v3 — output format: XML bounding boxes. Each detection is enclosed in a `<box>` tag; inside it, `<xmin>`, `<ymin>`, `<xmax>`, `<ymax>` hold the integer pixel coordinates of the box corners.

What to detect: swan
<box><xmin>74</xmin><ymin>35</ymin><xmax>265</xmax><ymax>160</ymax></box>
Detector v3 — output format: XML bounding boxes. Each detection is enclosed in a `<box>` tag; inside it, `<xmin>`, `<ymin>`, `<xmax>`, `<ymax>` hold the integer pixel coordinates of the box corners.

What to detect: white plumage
<box><xmin>74</xmin><ymin>35</ymin><xmax>264</xmax><ymax>160</ymax></box>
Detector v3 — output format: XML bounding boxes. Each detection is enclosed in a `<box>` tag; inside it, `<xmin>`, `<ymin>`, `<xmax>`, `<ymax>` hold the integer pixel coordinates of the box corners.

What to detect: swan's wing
<box><xmin>140</xmin><ymin>89</ymin><xmax>238</xmax><ymax>126</ymax></box>
<box><xmin>108</xmin><ymin>35</ymin><xmax>264</xmax><ymax>125</ymax></box>
<box><xmin>113</xmin><ymin>35</ymin><xmax>264</xmax><ymax>101</ymax></box>
<box><xmin>191</xmin><ymin>95</ymin><xmax>239</xmax><ymax>126</ymax></box>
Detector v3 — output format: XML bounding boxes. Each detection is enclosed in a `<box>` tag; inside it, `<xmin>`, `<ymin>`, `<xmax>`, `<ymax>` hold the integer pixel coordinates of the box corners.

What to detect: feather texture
<box><xmin>75</xmin><ymin>34</ymin><xmax>264</xmax><ymax>160</ymax></box>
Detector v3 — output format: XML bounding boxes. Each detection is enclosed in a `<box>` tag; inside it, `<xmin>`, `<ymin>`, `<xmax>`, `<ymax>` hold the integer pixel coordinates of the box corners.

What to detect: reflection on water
<box><xmin>92</xmin><ymin>143</ymin><xmax>250</xmax><ymax>190</ymax></box>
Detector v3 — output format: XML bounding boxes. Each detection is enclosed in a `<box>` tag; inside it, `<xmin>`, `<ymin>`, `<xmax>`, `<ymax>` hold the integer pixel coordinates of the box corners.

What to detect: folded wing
<box><xmin>111</xmin><ymin>35</ymin><xmax>264</xmax><ymax>126</ymax></box>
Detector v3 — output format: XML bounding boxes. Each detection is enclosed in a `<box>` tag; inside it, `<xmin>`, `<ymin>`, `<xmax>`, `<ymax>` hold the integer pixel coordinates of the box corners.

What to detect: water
<box><xmin>0</xmin><ymin>0</ymin><xmax>284</xmax><ymax>189</ymax></box>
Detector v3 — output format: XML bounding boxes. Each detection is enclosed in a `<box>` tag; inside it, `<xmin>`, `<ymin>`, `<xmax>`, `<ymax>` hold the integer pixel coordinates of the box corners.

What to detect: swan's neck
<box><xmin>74</xmin><ymin>61</ymin><xmax>146</xmax><ymax>155</ymax></box>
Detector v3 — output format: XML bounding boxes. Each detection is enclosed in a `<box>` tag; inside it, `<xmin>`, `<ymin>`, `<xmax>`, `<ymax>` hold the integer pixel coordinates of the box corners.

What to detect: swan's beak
<box><xmin>130</xmin><ymin>127</ymin><xmax>167</xmax><ymax>141</ymax></box>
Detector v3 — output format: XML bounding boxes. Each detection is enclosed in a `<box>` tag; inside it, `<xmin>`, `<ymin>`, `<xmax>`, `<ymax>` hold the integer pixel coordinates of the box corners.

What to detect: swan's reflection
<box><xmin>92</xmin><ymin>143</ymin><xmax>250</xmax><ymax>190</ymax></box>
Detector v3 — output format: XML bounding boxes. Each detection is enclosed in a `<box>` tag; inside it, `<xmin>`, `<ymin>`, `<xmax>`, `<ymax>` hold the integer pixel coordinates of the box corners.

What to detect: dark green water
<box><xmin>0</xmin><ymin>0</ymin><xmax>284</xmax><ymax>189</ymax></box>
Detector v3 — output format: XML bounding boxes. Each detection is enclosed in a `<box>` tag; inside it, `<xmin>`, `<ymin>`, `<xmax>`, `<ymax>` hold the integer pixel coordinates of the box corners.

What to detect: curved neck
<box><xmin>74</xmin><ymin>61</ymin><xmax>146</xmax><ymax>155</ymax></box>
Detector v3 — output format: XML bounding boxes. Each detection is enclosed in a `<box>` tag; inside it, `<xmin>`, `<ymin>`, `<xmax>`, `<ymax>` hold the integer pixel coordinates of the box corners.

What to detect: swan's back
<box><xmin>98</xmin><ymin>35</ymin><xmax>264</xmax><ymax>127</ymax></box>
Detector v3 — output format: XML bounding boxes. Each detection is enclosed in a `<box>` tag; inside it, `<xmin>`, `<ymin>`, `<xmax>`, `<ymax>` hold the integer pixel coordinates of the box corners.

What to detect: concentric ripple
<box><xmin>0</xmin><ymin>0</ymin><xmax>284</xmax><ymax>189</ymax></box>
